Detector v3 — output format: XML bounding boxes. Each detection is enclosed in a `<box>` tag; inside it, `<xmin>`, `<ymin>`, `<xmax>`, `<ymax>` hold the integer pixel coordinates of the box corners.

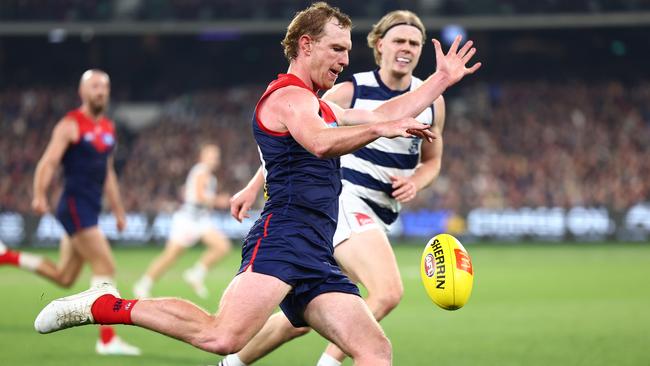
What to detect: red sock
<box><xmin>91</xmin><ymin>294</ymin><xmax>138</xmax><ymax>325</ymax></box>
<box><xmin>99</xmin><ymin>325</ymin><xmax>116</xmax><ymax>344</ymax></box>
<box><xmin>0</xmin><ymin>249</ymin><xmax>20</xmax><ymax>266</ymax></box>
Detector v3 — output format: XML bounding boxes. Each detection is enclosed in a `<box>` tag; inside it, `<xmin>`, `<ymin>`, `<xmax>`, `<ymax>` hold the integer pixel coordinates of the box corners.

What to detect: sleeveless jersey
<box><xmin>61</xmin><ymin>109</ymin><xmax>116</xmax><ymax>208</ymax></box>
<box><xmin>181</xmin><ymin>162</ymin><xmax>217</xmax><ymax>210</ymax></box>
<box><xmin>253</xmin><ymin>73</ymin><xmax>341</xmax><ymax>223</ymax></box>
<box><xmin>341</xmin><ymin>70</ymin><xmax>434</xmax><ymax>224</ymax></box>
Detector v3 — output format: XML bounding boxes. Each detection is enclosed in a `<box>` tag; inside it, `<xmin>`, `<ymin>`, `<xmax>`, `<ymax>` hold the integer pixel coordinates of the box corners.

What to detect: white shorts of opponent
<box><xmin>168</xmin><ymin>208</ymin><xmax>214</xmax><ymax>247</ymax></box>
<box><xmin>333</xmin><ymin>189</ymin><xmax>390</xmax><ymax>248</ymax></box>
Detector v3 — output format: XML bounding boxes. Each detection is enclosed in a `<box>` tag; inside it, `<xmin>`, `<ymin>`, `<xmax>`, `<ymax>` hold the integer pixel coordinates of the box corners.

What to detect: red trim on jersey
<box><xmin>263</xmin><ymin>212</ymin><xmax>273</xmax><ymax>236</ymax></box>
<box><xmin>318</xmin><ymin>99</ymin><xmax>338</xmax><ymax>126</ymax></box>
<box><xmin>254</xmin><ymin>73</ymin><xmax>337</xmax><ymax>136</ymax></box>
<box><xmin>245</xmin><ymin>213</ymin><xmax>273</xmax><ymax>271</ymax></box>
<box><xmin>67</xmin><ymin>197</ymin><xmax>82</xmax><ymax>230</ymax></box>
<box><xmin>66</xmin><ymin>109</ymin><xmax>116</xmax><ymax>152</ymax></box>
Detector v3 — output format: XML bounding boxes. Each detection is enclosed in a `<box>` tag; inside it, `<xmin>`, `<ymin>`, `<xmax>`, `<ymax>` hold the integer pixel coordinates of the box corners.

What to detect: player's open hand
<box><xmin>391</xmin><ymin>175</ymin><xmax>418</xmax><ymax>203</ymax></box>
<box><xmin>31</xmin><ymin>196</ymin><xmax>49</xmax><ymax>215</ymax></box>
<box><xmin>433</xmin><ymin>35</ymin><xmax>481</xmax><ymax>86</ymax></box>
<box><xmin>230</xmin><ymin>187</ymin><xmax>256</xmax><ymax>223</ymax></box>
<box><xmin>377</xmin><ymin>118</ymin><xmax>437</xmax><ymax>142</ymax></box>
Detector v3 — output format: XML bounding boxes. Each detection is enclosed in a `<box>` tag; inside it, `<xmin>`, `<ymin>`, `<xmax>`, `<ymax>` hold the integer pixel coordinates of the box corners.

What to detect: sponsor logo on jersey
<box><xmin>354</xmin><ymin>212</ymin><xmax>374</xmax><ymax>226</ymax></box>
<box><xmin>83</xmin><ymin>132</ymin><xmax>94</xmax><ymax>142</ymax></box>
<box><xmin>424</xmin><ymin>253</ymin><xmax>435</xmax><ymax>277</ymax></box>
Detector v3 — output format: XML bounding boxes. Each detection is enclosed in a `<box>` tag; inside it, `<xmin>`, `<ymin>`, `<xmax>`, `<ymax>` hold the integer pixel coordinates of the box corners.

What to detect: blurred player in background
<box><xmin>0</xmin><ymin>69</ymin><xmax>140</xmax><ymax>356</ymax></box>
<box><xmin>33</xmin><ymin>4</ymin><xmax>478</xmax><ymax>365</ymax></box>
<box><xmin>223</xmin><ymin>10</ymin><xmax>446</xmax><ymax>366</ymax></box>
<box><xmin>133</xmin><ymin>143</ymin><xmax>231</xmax><ymax>299</ymax></box>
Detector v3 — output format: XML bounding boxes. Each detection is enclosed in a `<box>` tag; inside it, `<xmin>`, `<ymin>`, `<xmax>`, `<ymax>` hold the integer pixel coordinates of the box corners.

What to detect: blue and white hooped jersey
<box><xmin>341</xmin><ymin>70</ymin><xmax>434</xmax><ymax>224</ymax></box>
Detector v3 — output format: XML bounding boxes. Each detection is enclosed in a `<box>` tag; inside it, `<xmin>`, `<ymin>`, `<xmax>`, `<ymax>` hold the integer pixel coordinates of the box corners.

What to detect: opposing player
<box><xmin>223</xmin><ymin>10</ymin><xmax>444</xmax><ymax>366</ymax></box>
<box><xmin>0</xmin><ymin>69</ymin><xmax>140</xmax><ymax>356</ymax></box>
<box><xmin>33</xmin><ymin>4</ymin><xmax>479</xmax><ymax>365</ymax></box>
<box><xmin>133</xmin><ymin>143</ymin><xmax>231</xmax><ymax>299</ymax></box>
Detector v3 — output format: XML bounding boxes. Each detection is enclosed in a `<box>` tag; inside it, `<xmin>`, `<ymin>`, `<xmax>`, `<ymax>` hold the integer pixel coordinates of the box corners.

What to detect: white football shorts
<box><xmin>168</xmin><ymin>209</ymin><xmax>214</xmax><ymax>247</ymax></box>
<box><xmin>333</xmin><ymin>189</ymin><xmax>390</xmax><ymax>247</ymax></box>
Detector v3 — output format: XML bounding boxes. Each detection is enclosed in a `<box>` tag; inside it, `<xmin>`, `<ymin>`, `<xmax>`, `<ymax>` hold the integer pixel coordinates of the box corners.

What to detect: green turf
<box><xmin>1</xmin><ymin>242</ymin><xmax>649</xmax><ymax>365</ymax></box>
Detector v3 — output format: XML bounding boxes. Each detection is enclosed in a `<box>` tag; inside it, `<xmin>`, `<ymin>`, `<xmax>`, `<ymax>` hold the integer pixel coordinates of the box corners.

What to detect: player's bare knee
<box><xmin>199</xmin><ymin>333</ymin><xmax>248</xmax><ymax>355</ymax></box>
<box><xmin>372</xmin><ymin>285</ymin><xmax>403</xmax><ymax>315</ymax></box>
<box><xmin>195</xmin><ymin>320</ymin><xmax>250</xmax><ymax>355</ymax></box>
<box><xmin>201</xmin><ymin>338</ymin><xmax>239</xmax><ymax>355</ymax></box>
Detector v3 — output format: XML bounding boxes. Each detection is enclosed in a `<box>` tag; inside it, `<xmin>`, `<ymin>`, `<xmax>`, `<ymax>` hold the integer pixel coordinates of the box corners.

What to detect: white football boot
<box><xmin>183</xmin><ymin>267</ymin><xmax>209</xmax><ymax>299</ymax></box>
<box><xmin>34</xmin><ymin>283</ymin><xmax>119</xmax><ymax>334</ymax></box>
<box><xmin>96</xmin><ymin>336</ymin><xmax>142</xmax><ymax>356</ymax></box>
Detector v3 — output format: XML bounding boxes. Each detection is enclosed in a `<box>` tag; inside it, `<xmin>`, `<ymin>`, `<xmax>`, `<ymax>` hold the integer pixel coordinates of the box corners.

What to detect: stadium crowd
<box><xmin>1</xmin><ymin>79</ymin><xmax>648</xmax><ymax>215</ymax></box>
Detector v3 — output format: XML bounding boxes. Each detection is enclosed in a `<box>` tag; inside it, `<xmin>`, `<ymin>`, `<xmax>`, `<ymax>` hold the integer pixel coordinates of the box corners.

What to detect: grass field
<box><xmin>1</xmin><ymin>242</ymin><xmax>649</xmax><ymax>366</ymax></box>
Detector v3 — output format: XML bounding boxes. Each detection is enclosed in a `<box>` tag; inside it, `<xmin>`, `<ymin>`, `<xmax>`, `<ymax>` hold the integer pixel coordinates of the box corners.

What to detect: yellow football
<box><xmin>420</xmin><ymin>233</ymin><xmax>474</xmax><ymax>310</ymax></box>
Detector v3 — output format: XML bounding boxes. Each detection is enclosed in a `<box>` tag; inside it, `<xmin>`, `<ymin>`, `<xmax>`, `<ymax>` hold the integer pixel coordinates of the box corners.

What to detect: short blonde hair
<box><xmin>281</xmin><ymin>2</ymin><xmax>352</xmax><ymax>62</ymax></box>
<box><xmin>367</xmin><ymin>10</ymin><xmax>426</xmax><ymax>66</ymax></box>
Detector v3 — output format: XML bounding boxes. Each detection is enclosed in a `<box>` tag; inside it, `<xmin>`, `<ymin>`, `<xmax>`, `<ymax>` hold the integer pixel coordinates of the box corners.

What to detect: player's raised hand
<box><xmin>433</xmin><ymin>35</ymin><xmax>481</xmax><ymax>86</ymax></box>
<box><xmin>391</xmin><ymin>175</ymin><xmax>418</xmax><ymax>203</ymax></box>
<box><xmin>230</xmin><ymin>186</ymin><xmax>256</xmax><ymax>223</ymax></box>
<box><xmin>31</xmin><ymin>195</ymin><xmax>49</xmax><ymax>215</ymax></box>
<box><xmin>376</xmin><ymin>118</ymin><xmax>437</xmax><ymax>142</ymax></box>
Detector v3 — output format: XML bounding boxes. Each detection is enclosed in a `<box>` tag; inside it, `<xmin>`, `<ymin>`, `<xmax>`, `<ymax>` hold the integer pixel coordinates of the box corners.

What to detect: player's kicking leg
<box><xmin>68</xmin><ymin>227</ymin><xmax>141</xmax><ymax>356</ymax></box>
<box><xmin>133</xmin><ymin>240</ymin><xmax>187</xmax><ymax>298</ymax></box>
<box><xmin>35</xmin><ymin>269</ymin><xmax>292</xmax><ymax>355</ymax></box>
<box><xmin>183</xmin><ymin>229</ymin><xmax>232</xmax><ymax>299</ymax></box>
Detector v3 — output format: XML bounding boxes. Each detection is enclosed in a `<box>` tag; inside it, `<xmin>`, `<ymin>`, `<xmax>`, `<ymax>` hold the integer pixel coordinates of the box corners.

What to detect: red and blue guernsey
<box><xmin>238</xmin><ymin>74</ymin><xmax>359</xmax><ymax>327</ymax></box>
<box><xmin>55</xmin><ymin>109</ymin><xmax>116</xmax><ymax>235</ymax></box>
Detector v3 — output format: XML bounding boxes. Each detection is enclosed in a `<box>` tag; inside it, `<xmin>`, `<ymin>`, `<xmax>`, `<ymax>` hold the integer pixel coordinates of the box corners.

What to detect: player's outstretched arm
<box><xmin>230</xmin><ymin>166</ymin><xmax>264</xmax><ymax>222</ymax></box>
<box><xmin>104</xmin><ymin>155</ymin><xmax>126</xmax><ymax>232</ymax></box>
<box><xmin>334</xmin><ymin>36</ymin><xmax>480</xmax><ymax>127</ymax></box>
<box><xmin>263</xmin><ymin>87</ymin><xmax>435</xmax><ymax>159</ymax></box>
<box><xmin>32</xmin><ymin>118</ymin><xmax>77</xmax><ymax>214</ymax></box>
